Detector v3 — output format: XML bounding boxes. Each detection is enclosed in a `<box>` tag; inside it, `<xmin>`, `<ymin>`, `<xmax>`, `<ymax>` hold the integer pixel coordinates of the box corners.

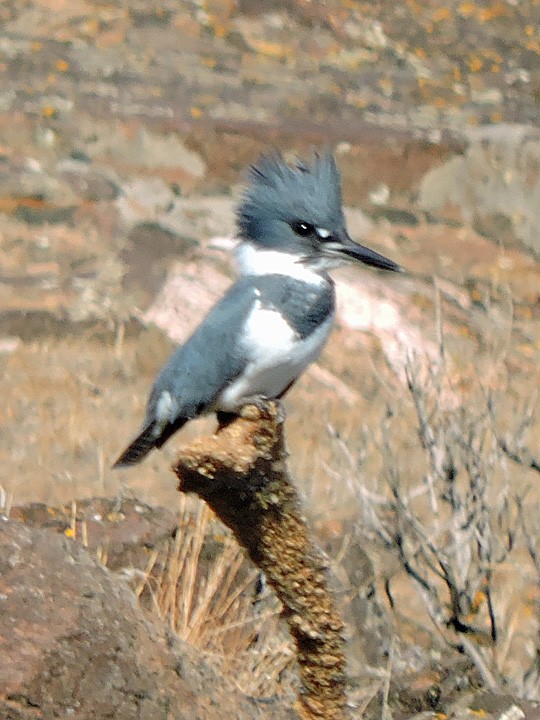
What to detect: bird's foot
<box><xmin>216</xmin><ymin>399</ymin><xmax>285</xmax><ymax>429</ymax></box>
<box><xmin>241</xmin><ymin>398</ymin><xmax>285</xmax><ymax>423</ymax></box>
<box><xmin>216</xmin><ymin>410</ymin><xmax>238</xmax><ymax>429</ymax></box>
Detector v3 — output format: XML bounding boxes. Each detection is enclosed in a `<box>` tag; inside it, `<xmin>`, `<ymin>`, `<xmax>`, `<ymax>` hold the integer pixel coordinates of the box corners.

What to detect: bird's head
<box><xmin>237</xmin><ymin>151</ymin><xmax>402</xmax><ymax>274</ymax></box>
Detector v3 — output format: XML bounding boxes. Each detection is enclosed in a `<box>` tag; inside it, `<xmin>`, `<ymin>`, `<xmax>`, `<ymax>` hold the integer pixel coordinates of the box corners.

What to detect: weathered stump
<box><xmin>173</xmin><ymin>401</ymin><xmax>349</xmax><ymax>720</ymax></box>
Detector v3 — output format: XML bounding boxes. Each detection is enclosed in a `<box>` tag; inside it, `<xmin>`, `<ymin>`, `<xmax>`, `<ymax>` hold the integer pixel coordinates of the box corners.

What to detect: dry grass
<box><xmin>133</xmin><ymin>495</ymin><xmax>295</xmax><ymax>699</ymax></box>
<box><xmin>0</xmin><ymin>484</ymin><xmax>13</xmax><ymax>517</ymax></box>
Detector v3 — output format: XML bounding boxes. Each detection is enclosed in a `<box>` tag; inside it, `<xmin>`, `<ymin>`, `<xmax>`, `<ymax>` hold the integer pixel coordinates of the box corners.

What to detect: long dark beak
<box><xmin>327</xmin><ymin>231</ymin><xmax>403</xmax><ymax>272</ymax></box>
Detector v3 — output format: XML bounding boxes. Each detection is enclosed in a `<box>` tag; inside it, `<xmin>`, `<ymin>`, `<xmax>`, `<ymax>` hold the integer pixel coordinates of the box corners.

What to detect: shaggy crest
<box><xmin>237</xmin><ymin>152</ymin><xmax>345</xmax><ymax>245</ymax></box>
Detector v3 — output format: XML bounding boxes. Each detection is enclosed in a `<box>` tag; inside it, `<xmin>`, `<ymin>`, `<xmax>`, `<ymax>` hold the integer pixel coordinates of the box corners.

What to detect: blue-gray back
<box><xmin>145</xmin><ymin>273</ymin><xmax>334</xmax><ymax>424</ymax></box>
<box><xmin>146</xmin><ymin>278</ymin><xmax>258</xmax><ymax>422</ymax></box>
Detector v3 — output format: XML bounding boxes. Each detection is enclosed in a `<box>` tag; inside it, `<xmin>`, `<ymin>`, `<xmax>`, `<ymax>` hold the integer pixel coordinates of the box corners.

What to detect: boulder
<box><xmin>0</xmin><ymin>517</ymin><xmax>290</xmax><ymax>720</ymax></box>
<box><xmin>419</xmin><ymin>124</ymin><xmax>540</xmax><ymax>256</ymax></box>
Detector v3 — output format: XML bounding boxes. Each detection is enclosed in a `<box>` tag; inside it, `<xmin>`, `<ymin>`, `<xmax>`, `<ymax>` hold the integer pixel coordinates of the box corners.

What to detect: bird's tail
<box><xmin>112</xmin><ymin>424</ymin><xmax>158</xmax><ymax>468</ymax></box>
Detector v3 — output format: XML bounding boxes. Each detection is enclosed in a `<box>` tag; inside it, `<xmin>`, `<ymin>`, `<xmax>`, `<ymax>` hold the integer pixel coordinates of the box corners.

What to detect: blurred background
<box><xmin>0</xmin><ymin>0</ymin><xmax>539</xmax><ymax>714</ymax></box>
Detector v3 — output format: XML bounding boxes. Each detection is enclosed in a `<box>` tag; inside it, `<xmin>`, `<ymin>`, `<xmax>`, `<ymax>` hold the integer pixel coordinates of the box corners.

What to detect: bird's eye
<box><xmin>291</xmin><ymin>221</ymin><xmax>314</xmax><ymax>237</ymax></box>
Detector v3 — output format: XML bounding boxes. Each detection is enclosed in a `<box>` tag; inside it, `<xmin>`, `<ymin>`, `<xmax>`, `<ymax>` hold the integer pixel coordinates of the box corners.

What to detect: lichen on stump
<box><xmin>173</xmin><ymin>401</ymin><xmax>349</xmax><ymax>720</ymax></box>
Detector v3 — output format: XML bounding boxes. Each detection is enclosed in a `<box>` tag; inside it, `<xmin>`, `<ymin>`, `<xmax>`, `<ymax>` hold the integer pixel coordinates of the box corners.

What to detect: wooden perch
<box><xmin>173</xmin><ymin>401</ymin><xmax>349</xmax><ymax>720</ymax></box>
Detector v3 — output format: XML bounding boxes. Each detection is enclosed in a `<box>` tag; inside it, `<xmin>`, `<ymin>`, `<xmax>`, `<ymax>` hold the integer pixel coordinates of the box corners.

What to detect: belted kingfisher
<box><xmin>113</xmin><ymin>152</ymin><xmax>402</xmax><ymax>467</ymax></box>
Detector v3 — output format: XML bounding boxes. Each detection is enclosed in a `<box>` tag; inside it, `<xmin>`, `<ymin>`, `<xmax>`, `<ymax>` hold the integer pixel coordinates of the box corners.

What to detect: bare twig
<box><xmin>497</xmin><ymin>438</ymin><xmax>540</xmax><ymax>474</ymax></box>
<box><xmin>363</xmin><ymin>349</ymin><xmax>535</xmax><ymax>695</ymax></box>
<box><xmin>381</xmin><ymin>636</ymin><xmax>396</xmax><ymax>720</ymax></box>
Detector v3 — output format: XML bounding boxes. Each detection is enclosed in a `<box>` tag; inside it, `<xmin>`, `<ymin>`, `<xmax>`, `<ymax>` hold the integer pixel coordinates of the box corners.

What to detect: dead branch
<box><xmin>173</xmin><ymin>401</ymin><xmax>350</xmax><ymax>720</ymax></box>
<box><xmin>497</xmin><ymin>437</ymin><xmax>540</xmax><ymax>474</ymax></box>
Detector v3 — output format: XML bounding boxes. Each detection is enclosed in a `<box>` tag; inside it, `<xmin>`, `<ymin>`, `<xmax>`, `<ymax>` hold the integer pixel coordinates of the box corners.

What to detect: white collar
<box><xmin>235</xmin><ymin>242</ymin><xmax>328</xmax><ymax>284</ymax></box>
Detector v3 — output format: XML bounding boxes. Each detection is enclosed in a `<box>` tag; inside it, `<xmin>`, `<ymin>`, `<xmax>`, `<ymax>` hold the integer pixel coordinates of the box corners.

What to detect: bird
<box><xmin>113</xmin><ymin>151</ymin><xmax>402</xmax><ymax>468</ymax></box>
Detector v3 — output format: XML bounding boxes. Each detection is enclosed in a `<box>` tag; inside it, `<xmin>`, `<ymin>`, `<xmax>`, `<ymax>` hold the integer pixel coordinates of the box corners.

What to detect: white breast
<box><xmin>217</xmin><ymin>301</ymin><xmax>334</xmax><ymax>412</ymax></box>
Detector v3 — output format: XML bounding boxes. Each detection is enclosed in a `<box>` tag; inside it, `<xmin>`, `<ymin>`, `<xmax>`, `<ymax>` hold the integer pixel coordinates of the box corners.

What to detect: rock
<box><xmin>119</xmin><ymin>194</ymin><xmax>237</xmax><ymax>327</ymax></box>
<box><xmin>446</xmin><ymin>691</ymin><xmax>539</xmax><ymax>720</ymax></box>
<box><xmin>371</xmin><ymin>206</ymin><xmax>420</xmax><ymax>226</ymax></box>
<box><xmin>0</xmin><ymin>215</ymin><xmax>132</xmax><ymax>337</ymax></box>
<box><xmin>333</xmin><ymin>268</ymin><xmax>435</xmax><ymax>376</ymax></box>
<box><xmin>9</xmin><ymin>497</ymin><xmax>178</xmax><ymax>572</ymax></box>
<box><xmin>116</xmin><ymin>176</ymin><xmax>177</xmax><ymax>227</ymax></box>
<box><xmin>143</xmin><ymin>260</ymin><xmax>232</xmax><ymax>343</ymax></box>
<box><xmin>343</xmin><ymin>206</ymin><xmax>374</xmax><ymax>239</ymax></box>
<box><xmin>56</xmin><ymin>158</ymin><xmax>121</xmax><ymax>201</ymax></box>
<box><xmin>115</xmin><ymin>182</ymin><xmax>236</xmax><ymax>260</ymax></box>
<box><xmin>418</xmin><ymin>124</ymin><xmax>540</xmax><ymax>256</ymax></box>
<box><xmin>85</xmin><ymin>123</ymin><xmax>207</xmax><ymax>189</ymax></box>
<box><xmin>0</xmin><ymin>154</ymin><xmax>77</xmax><ymax>204</ymax></box>
<box><xmin>0</xmin><ymin>516</ymin><xmax>291</xmax><ymax>720</ymax></box>
<box><xmin>127</xmin><ymin>220</ymin><xmax>198</xmax><ymax>257</ymax></box>
<box><xmin>120</xmin><ymin>221</ymin><xmax>199</xmax><ymax>301</ymax></box>
<box><xmin>132</xmin><ymin>130</ymin><xmax>206</xmax><ymax>179</ymax></box>
<box><xmin>14</xmin><ymin>202</ymin><xmax>77</xmax><ymax>225</ymax></box>
<box><xmin>165</xmin><ymin>196</ymin><xmax>237</xmax><ymax>242</ymax></box>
